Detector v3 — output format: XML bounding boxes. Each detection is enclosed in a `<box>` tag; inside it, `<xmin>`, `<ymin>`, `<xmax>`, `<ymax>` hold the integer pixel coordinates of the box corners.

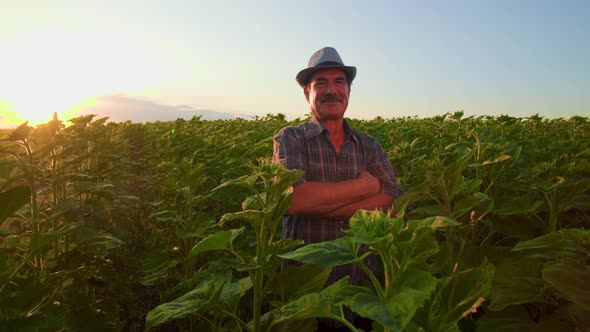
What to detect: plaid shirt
<box><xmin>273</xmin><ymin>117</ymin><xmax>402</xmax><ymax>285</ymax></box>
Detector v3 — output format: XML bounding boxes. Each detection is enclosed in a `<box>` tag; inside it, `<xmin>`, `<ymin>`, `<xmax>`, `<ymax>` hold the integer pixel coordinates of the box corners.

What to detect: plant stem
<box><xmin>548</xmin><ymin>188</ymin><xmax>558</xmax><ymax>233</ymax></box>
<box><xmin>358</xmin><ymin>260</ymin><xmax>386</xmax><ymax>300</ymax></box>
<box><xmin>327</xmin><ymin>314</ymin><xmax>358</xmax><ymax>332</ymax></box>
<box><xmin>220</xmin><ymin>310</ymin><xmax>251</xmax><ymax>332</ymax></box>
<box><xmin>379</xmin><ymin>250</ymin><xmax>396</xmax><ymax>299</ymax></box>
<box><xmin>253</xmin><ymin>215</ymin><xmax>266</xmax><ymax>332</ymax></box>
<box><xmin>252</xmin><ymin>269</ymin><xmax>263</xmax><ymax>332</ymax></box>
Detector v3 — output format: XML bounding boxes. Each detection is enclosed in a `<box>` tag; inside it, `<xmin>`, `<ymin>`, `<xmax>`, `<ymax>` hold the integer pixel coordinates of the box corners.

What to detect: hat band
<box><xmin>315</xmin><ymin>61</ymin><xmax>344</xmax><ymax>67</ymax></box>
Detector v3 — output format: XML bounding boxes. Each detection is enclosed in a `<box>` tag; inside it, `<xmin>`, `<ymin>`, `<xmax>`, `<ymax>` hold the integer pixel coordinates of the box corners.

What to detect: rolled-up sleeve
<box><xmin>367</xmin><ymin>140</ymin><xmax>403</xmax><ymax>198</ymax></box>
<box><xmin>273</xmin><ymin>127</ymin><xmax>307</xmax><ymax>187</ymax></box>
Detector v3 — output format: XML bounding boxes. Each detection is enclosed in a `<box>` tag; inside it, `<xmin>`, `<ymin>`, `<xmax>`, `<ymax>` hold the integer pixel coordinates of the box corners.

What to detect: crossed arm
<box><xmin>287</xmin><ymin>171</ymin><xmax>395</xmax><ymax>219</ymax></box>
<box><xmin>274</xmin><ymin>127</ymin><xmax>397</xmax><ymax>219</ymax></box>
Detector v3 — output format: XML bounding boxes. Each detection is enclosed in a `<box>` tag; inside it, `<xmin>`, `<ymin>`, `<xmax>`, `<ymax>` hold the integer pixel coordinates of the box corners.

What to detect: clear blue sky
<box><xmin>1</xmin><ymin>0</ymin><xmax>588</xmax><ymax>127</ymax></box>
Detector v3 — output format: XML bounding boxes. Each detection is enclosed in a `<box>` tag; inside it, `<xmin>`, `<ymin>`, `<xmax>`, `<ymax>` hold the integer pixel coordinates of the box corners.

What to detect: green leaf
<box><xmin>460</xmin><ymin>244</ymin><xmax>512</xmax><ymax>269</ymax></box>
<box><xmin>263</xmin><ymin>238</ymin><xmax>304</xmax><ymax>266</ymax></box>
<box><xmin>387</xmin><ymin>268</ymin><xmax>438</xmax><ymax>329</ymax></box>
<box><xmin>74</xmin><ymin>181</ymin><xmax>114</xmax><ymax>193</ymax></box>
<box><xmin>212</xmin><ymin>174</ymin><xmax>258</xmax><ymax>192</ymax></box>
<box><xmin>139</xmin><ymin>249</ymin><xmax>181</xmax><ymax>285</ymax></box>
<box><xmin>272</xmin><ymin>189</ymin><xmax>294</xmax><ymax>223</ymax></box>
<box><xmin>480</xmin><ymin>301</ymin><xmax>583</xmax><ymax>332</ymax></box>
<box><xmin>411</xmin><ymin>204</ymin><xmax>446</xmax><ymax>217</ymax></box>
<box><xmin>22</xmin><ymin>221</ymin><xmax>82</xmax><ymax>258</ymax></box>
<box><xmin>332</xmin><ymin>285</ymin><xmax>404</xmax><ymax>330</ymax></box>
<box><xmin>488</xmin><ymin>254</ymin><xmax>545</xmax><ymax>311</ymax></box>
<box><xmin>481</xmin><ymin>154</ymin><xmax>511</xmax><ymax>166</ymax></box>
<box><xmin>393</xmin><ymin>192</ymin><xmax>424</xmax><ymax>213</ymax></box>
<box><xmin>189</xmin><ymin>227</ymin><xmax>244</xmax><ymax>260</ymax></box>
<box><xmin>149</xmin><ymin>210</ymin><xmax>177</xmax><ymax>224</ymax></box>
<box><xmin>396</xmin><ymin>227</ymin><xmax>439</xmax><ymax>268</ymax></box>
<box><xmin>0</xmin><ymin>185</ymin><xmax>30</xmax><ymax>225</ymax></box>
<box><xmin>332</xmin><ymin>268</ymin><xmax>438</xmax><ymax>331</ymax></box>
<box><xmin>348</xmin><ymin>210</ymin><xmax>399</xmax><ymax>245</ymax></box>
<box><xmin>492</xmin><ymin>196</ymin><xmax>544</xmax><ymax>215</ymax></box>
<box><xmin>256</xmin><ymin>239</ymin><xmax>302</xmax><ymax>274</ymax></box>
<box><xmin>269</xmin><ymin>166</ymin><xmax>303</xmax><ymax>191</ymax></box>
<box><xmin>542</xmin><ymin>261</ymin><xmax>590</xmax><ymax>310</ymax></box>
<box><xmin>278</xmin><ymin>237</ymin><xmax>358</xmax><ymax>268</ymax></box>
<box><xmin>565</xmin><ymin>193</ymin><xmax>590</xmax><ymax>211</ymax></box>
<box><xmin>266</xmin><ymin>318</ymin><xmax>317</xmax><ymax>332</ymax></box>
<box><xmin>269</xmin><ymin>292</ymin><xmax>333</xmax><ymax>324</ymax></box>
<box><xmin>512</xmin><ymin>228</ymin><xmax>590</xmax><ymax>260</ymax></box>
<box><xmin>145</xmin><ymin>273</ymin><xmax>219</xmax><ymax>330</ymax></box>
<box><xmin>145</xmin><ymin>270</ymin><xmax>252</xmax><ymax>331</ymax></box>
<box><xmin>490</xmin><ymin>215</ymin><xmax>544</xmax><ymax>240</ymax></box>
<box><xmin>75</xmin><ymin>233</ymin><xmax>125</xmax><ymax>254</ymax></box>
<box><xmin>426</xmin><ymin>260</ymin><xmax>494</xmax><ymax>332</ymax></box>
<box><xmin>45</xmin><ymin>199</ymin><xmax>78</xmax><ymax>220</ymax></box>
<box><xmin>267</xmin><ymin>277</ymin><xmax>349</xmax><ymax>327</ymax></box>
<box><xmin>220</xmin><ymin>210</ymin><xmax>267</xmax><ymax>228</ymax></box>
<box><xmin>242</xmin><ymin>194</ymin><xmax>263</xmax><ymax>210</ymax></box>
<box><xmin>217</xmin><ymin>275</ymin><xmax>253</xmax><ymax>313</ymax></box>
<box><xmin>452</xmin><ymin>192</ymin><xmax>493</xmax><ymax>219</ymax></box>
<box><xmin>270</xmin><ymin>264</ymin><xmax>331</xmax><ymax>302</ymax></box>
<box><xmin>26</xmin><ymin>232</ymin><xmax>59</xmax><ymax>258</ymax></box>
<box><xmin>476</xmin><ymin>305</ymin><xmax>538</xmax><ymax>332</ymax></box>
<box><xmin>175</xmin><ymin>218</ymin><xmax>215</xmax><ymax>240</ymax></box>
<box><xmin>458</xmin><ymin>178</ymin><xmax>483</xmax><ymax>196</ymax></box>
<box><xmin>0</xmin><ymin>269</ymin><xmax>73</xmax><ymax>327</ymax></box>
<box><xmin>7</xmin><ymin>121</ymin><xmax>32</xmax><ymax>141</ymax></box>
<box><xmin>408</xmin><ymin>216</ymin><xmax>461</xmax><ymax>229</ymax></box>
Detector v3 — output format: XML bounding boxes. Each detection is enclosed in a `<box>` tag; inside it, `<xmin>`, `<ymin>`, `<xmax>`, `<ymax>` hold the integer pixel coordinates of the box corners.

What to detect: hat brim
<box><xmin>296</xmin><ymin>64</ymin><xmax>357</xmax><ymax>87</ymax></box>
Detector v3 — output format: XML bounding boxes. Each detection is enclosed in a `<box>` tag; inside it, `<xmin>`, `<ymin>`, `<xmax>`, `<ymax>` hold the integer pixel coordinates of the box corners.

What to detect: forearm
<box><xmin>287</xmin><ymin>179</ymin><xmax>379</xmax><ymax>216</ymax></box>
<box><xmin>324</xmin><ymin>193</ymin><xmax>395</xmax><ymax>219</ymax></box>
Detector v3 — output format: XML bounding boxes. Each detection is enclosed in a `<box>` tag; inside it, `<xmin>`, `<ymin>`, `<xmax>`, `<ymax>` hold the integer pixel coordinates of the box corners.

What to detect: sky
<box><xmin>0</xmin><ymin>0</ymin><xmax>589</xmax><ymax>128</ymax></box>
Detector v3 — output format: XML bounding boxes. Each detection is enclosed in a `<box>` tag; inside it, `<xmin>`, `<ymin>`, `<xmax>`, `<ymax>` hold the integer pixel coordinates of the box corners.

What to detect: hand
<box><xmin>357</xmin><ymin>171</ymin><xmax>381</xmax><ymax>195</ymax></box>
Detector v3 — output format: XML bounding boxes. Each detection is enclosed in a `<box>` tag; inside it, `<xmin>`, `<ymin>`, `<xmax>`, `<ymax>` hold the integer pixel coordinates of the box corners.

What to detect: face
<box><xmin>304</xmin><ymin>68</ymin><xmax>350</xmax><ymax>122</ymax></box>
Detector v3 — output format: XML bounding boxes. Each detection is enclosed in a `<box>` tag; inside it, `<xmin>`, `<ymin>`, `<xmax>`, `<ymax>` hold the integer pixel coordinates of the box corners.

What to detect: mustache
<box><xmin>320</xmin><ymin>94</ymin><xmax>343</xmax><ymax>103</ymax></box>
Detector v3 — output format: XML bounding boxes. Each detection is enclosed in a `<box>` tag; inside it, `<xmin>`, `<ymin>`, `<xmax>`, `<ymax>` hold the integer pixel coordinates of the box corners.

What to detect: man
<box><xmin>273</xmin><ymin>46</ymin><xmax>403</xmax><ymax>286</ymax></box>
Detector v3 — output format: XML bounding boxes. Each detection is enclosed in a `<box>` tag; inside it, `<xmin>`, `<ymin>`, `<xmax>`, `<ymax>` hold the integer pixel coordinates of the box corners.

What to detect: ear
<box><xmin>303</xmin><ymin>86</ymin><xmax>310</xmax><ymax>102</ymax></box>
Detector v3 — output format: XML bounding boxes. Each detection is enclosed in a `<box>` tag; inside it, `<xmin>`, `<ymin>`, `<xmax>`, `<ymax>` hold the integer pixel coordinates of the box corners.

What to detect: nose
<box><xmin>325</xmin><ymin>81</ymin><xmax>334</xmax><ymax>93</ymax></box>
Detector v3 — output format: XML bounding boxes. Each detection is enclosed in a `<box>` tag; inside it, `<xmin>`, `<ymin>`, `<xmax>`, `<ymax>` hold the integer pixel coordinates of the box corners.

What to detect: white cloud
<box><xmin>74</xmin><ymin>94</ymin><xmax>252</xmax><ymax>123</ymax></box>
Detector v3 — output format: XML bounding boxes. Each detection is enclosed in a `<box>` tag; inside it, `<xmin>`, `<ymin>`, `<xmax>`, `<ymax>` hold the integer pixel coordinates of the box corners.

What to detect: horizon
<box><xmin>1</xmin><ymin>1</ymin><xmax>589</xmax><ymax>129</ymax></box>
<box><xmin>2</xmin><ymin>103</ymin><xmax>587</xmax><ymax>132</ymax></box>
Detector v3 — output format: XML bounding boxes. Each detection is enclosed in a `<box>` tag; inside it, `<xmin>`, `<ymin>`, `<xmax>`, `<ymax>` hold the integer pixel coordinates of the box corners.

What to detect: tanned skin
<box><xmin>287</xmin><ymin>68</ymin><xmax>395</xmax><ymax>218</ymax></box>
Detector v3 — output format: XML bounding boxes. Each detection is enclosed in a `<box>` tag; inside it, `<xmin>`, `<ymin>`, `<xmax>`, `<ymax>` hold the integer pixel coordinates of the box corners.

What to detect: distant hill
<box><xmin>73</xmin><ymin>94</ymin><xmax>255</xmax><ymax>123</ymax></box>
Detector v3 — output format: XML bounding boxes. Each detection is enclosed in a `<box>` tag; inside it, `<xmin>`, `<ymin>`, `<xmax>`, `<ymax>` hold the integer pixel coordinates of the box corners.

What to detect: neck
<box><xmin>316</xmin><ymin>117</ymin><xmax>346</xmax><ymax>153</ymax></box>
<box><xmin>316</xmin><ymin>117</ymin><xmax>345</xmax><ymax>137</ymax></box>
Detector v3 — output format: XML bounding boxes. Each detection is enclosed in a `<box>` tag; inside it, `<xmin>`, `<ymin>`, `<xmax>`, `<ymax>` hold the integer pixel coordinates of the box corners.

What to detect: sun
<box><xmin>0</xmin><ymin>86</ymin><xmax>101</xmax><ymax>128</ymax></box>
<box><xmin>0</xmin><ymin>95</ymin><xmax>95</xmax><ymax>129</ymax></box>
<box><xmin>0</xmin><ymin>25</ymin><xmax>177</xmax><ymax>129</ymax></box>
<box><xmin>0</xmin><ymin>31</ymin><xmax>96</xmax><ymax>128</ymax></box>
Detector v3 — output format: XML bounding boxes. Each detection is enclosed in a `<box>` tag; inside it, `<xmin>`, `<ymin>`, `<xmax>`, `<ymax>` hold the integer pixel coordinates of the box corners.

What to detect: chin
<box><xmin>319</xmin><ymin>112</ymin><xmax>345</xmax><ymax>121</ymax></box>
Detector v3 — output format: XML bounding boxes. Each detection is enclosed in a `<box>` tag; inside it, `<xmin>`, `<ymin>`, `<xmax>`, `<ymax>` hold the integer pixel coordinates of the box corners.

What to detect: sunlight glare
<box><xmin>0</xmin><ymin>95</ymin><xmax>98</xmax><ymax>128</ymax></box>
<box><xmin>0</xmin><ymin>26</ymin><xmax>178</xmax><ymax>128</ymax></box>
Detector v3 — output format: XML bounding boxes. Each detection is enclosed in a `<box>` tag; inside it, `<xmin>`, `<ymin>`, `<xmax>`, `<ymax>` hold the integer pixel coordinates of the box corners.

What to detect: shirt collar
<box><xmin>306</xmin><ymin>116</ymin><xmax>359</xmax><ymax>144</ymax></box>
